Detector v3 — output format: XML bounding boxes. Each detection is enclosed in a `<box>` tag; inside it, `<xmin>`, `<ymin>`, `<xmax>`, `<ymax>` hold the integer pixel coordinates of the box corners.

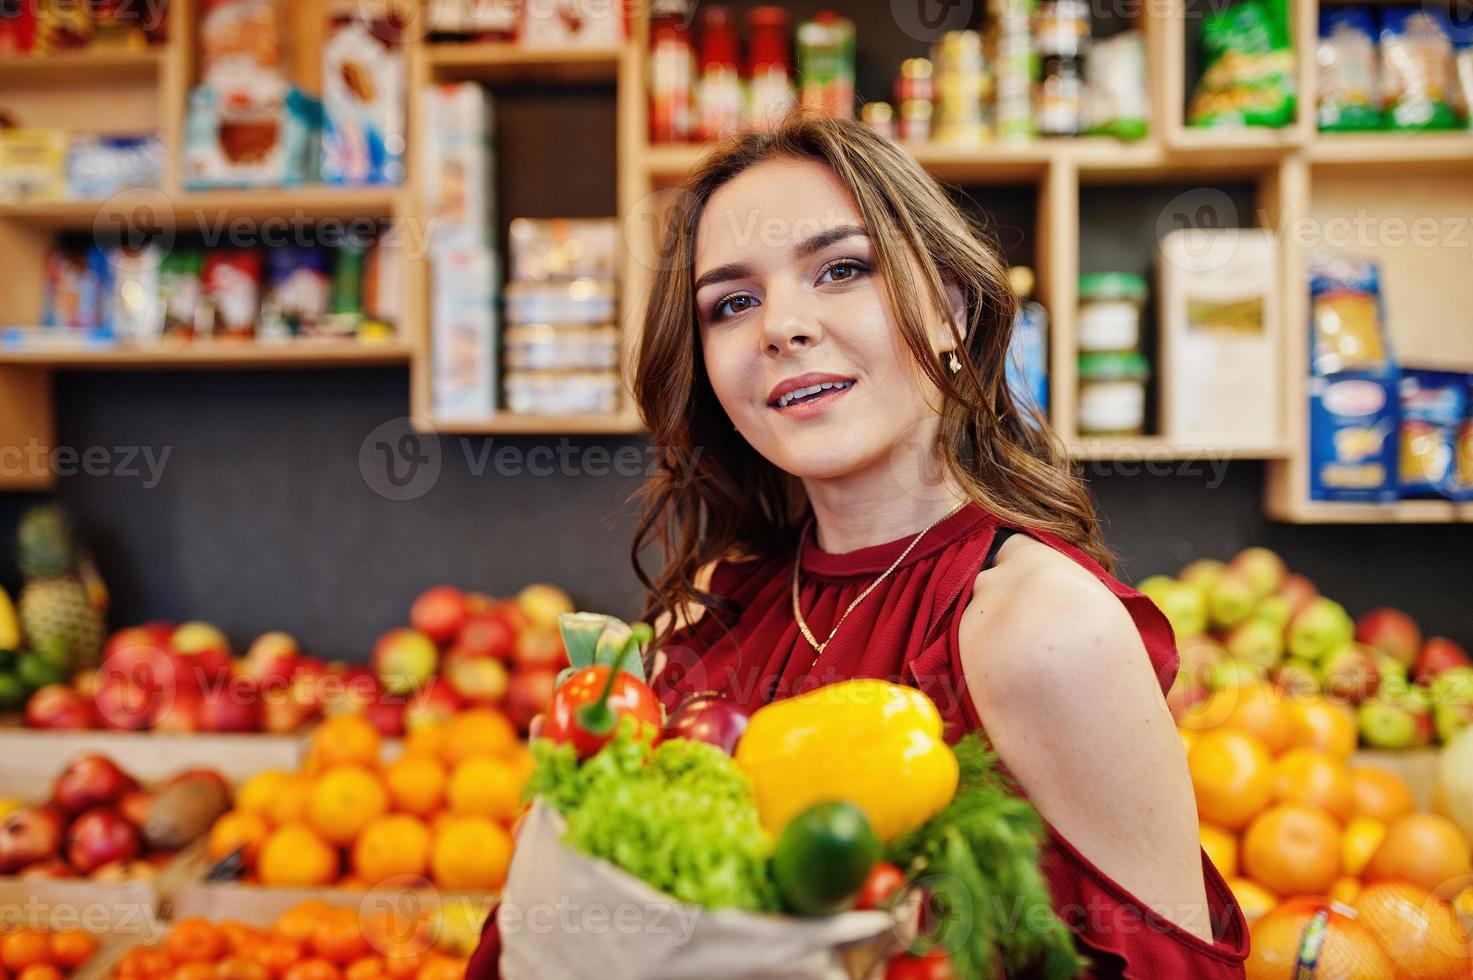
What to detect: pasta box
<box><xmin>1309</xmin><ymin>370</ymin><xmax>1399</xmax><ymax>503</ymax></box>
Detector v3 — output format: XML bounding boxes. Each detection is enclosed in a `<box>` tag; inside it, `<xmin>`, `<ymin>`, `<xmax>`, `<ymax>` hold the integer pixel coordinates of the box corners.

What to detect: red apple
<box><xmin>1317</xmin><ymin>644</ymin><xmax>1382</xmax><ymax>704</ymax></box>
<box><xmin>173</xmin><ymin>647</ymin><xmax>233</xmax><ymax>690</ymax></box>
<box><xmin>364</xmin><ymin>698</ymin><xmax>406</xmax><ymax>737</ymax></box>
<box><xmin>1414</xmin><ymin>637</ymin><xmax>1472</xmax><ymax>683</ymax></box>
<box><xmin>0</xmin><ymin>806</ymin><xmax>64</xmax><ymax>873</ymax></box>
<box><xmin>260</xmin><ymin>694</ymin><xmax>316</xmax><ymax>734</ymax></box>
<box><xmin>151</xmin><ymin>686</ymin><xmax>200</xmax><ymax>732</ymax></box>
<box><xmin>403</xmin><ymin>678</ymin><xmax>462</xmax><ymax>731</ymax></box>
<box><xmin>103</xmin><ymin>622</ymin><xmax>174</xmax><ymax>663</ymax></box>
<box><xmin>1278</xmin><ymin>574</ymin><xmax>1320</xmax><ymax>613</ymax></box>
<box><xmin>170</xmin><ymin>621</ymin><xmax>231</xmax><ymax>656</ymax></box>
<box><xmin>1355</xmin><ymin>608</ymin><xmax>1422</xmax><ymax>669</ymax></box>
<box><xmin>65</xmin><ymin>806</ymin><xmax>141</xmax><ymax>874</ymax></box>
<box><xmin>52</xmin><ymin>755</ymin><xmax>138</xmax><ymax>816</ymax></box>
<box><xmin>118</xmin><ymin>789</ymin><xmax>154</xmax><ymax>830</ymax></box>
<box><xmin>513</xmin><ymin>628</ymin><xmax>568</xmax><ymax>672</ymax></box>
<box><xmin>194</xmin><ymin>677</ymin><xmax>261</xmax><ymax>733</ymax></box>
<box><xmin>94</xmin><ymin>641</ymin><xmax>177</xmax><ymax>729</ymax></box>
<box><xmin>493</xmin><ymin>600</ymin><xmax>532</xmax><ymax>635</ymax></box>
<box><xmin>410</xmin><ymin>586</ymin><xmax>469</xmax><ymax>646</ymax></box>
<box><xmin>456</xmin><ymin>613</ymin><xmax>516</xmax><ymax>661</ymax></box>
<box><xmin>25</xmin><ymin>684</ymin><xmax>95</xmax><ymax>729</ymax></box>
<box><xmin>506</xmin><ymin>668</ymin><xmax>559</xmax><ymax>733</ymax></box>
<box><xmin>373</xmin><ymin>628</ymin><xmax>439</xmax><ymax>696</ymax></box>
<box><xmin>320</xmin><ymin>666</ymin><xmax>381</xmax><ymax>717</ymax></box>
<box><xmin>443</xmin><ymin>648</ymin><xmax>510</xmax><ymax>705</ymax></box>
<box><xmin>239</xmin><ymin>631</ymin><xmax>300</xmax><ymax>684</ymax></box>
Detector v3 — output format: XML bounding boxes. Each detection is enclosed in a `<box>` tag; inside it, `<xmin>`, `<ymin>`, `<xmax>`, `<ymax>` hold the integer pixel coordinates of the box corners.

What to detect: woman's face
<box><xmin>693</xmin><ymin>158</ymin><xmax>956</xmax><ymax>484</ymax></box>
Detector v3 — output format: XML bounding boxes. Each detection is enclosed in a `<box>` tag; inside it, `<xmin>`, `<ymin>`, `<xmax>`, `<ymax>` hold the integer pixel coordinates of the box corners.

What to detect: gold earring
<box><xmin>947</xmin><ymin>351</ymin><xmax>961</xmax><ymax>373</ymax></box>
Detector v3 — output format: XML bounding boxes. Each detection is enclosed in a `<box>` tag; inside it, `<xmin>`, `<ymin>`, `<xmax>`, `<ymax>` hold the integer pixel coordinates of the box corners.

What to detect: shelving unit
<box><xmin>0</xmin><ymin>340</ymin><xmax>412</xmax><ymax>370</ymax></box>
<box><xmin>3</xmin><ymin>0</ymin><xmax>1471</xmax><ymax>518</ymax></box>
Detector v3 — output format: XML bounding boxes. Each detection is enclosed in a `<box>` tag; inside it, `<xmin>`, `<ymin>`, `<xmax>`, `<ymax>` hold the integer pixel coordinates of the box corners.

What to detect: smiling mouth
<box><xmin>772</xmin><ymin>379</ymin><xmax>856</xmax><ymax>409</ymax></box>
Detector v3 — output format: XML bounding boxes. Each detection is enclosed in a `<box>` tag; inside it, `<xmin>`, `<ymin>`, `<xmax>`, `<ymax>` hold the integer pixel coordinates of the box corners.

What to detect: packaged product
<box><xmin>1398</xmin><ymin>369</ymin><xmax>1468</xmax><ymax>499</ymax></box>
<box><xmin>520</xmin><ymin>0</ymin><xmax>624</xmax><ymax>47</ymax></box>
<box><xmin>932</xmin><ymin>30</ymin><xmax>992</xmax><ymax>144</ymax></box>
<box><xmin>104</xmin><ymin>242</ymin><xmax>162</xmax><ymax>342</ymax></box>
<box><xmin>504</xmin><ymin>325</ymin><xmax>620</xmax><ymax>371</ymax></box>
<box><xmin>421</xmin><ymin>83</ymin><xmax>496</xmax><ymax>250</ymax></box>
<box><xmin>860</xmin><ymin>102</ymin><xmax>895</xmax><ymax>139</ymax></box>
<box><xmin>322</xmin><ymin>16</ymin><xmax>406</xmax><ymax>186</ymax></box>
<box><xmin>183</xmin><ymin>74</ymin><xmax>322</xmax><ymax>189</ymax></box>
<box><xmin>1318</xmin><ymin>8</ymin><xmax>1382</xmax><ymax>131</ymax></box>
<box><xmin>1085</xmin><ymin>31</ymin><xmax>1149</xmax><ymax>140</ymax></box>
<box><xmin>43</xmin><ymin>244</ymin><xmax>108</xmax><ymax>329</ymax></box>
<box><xmin>894</xmin><ymin>58</ymin><xmax>935</xmax><ymax>143</ymax></box>
<box><xmin>0</xmin><ymin>129</ymin><xmax>68</xmax><ymax>204</ymax></box>
<box><xmin>91</xmin><ymin>0</ymin><xmax>150</xmax><ymax>48</ymax></box>
<box><xmin>1444</xmin><ymin>16</ymin><xmax>1472</xmax><ymax>124</ymax></box>
<box><xmin>508</xmin><ymin>219</ymin><xmax>619</xmax><ymax>282</ymax></box>
<box><xmin>362</xmin><ymin>236</ymin><xmax>400</xmax><ymax>327</ymax></box>
<box><xmin>1077</xmin><ymin>352</ymin><xmax>1149</xmax><ymax>436</ymax></box>
<box><xmin>34</xmin><ymin>0</ymin><xmax>89</xmax><ymax>51</ymax></box>
<box><xmin>428</xmin><ymin>0</ymin><xmax>517</xmax><ymax>39</ymax></box>
<box><xmin>322</xmin><ymin>242</ymin><xmax>367</xmax><ymax>336</ymax></box>
<box><xmin>1458</xmin><ymin>393</ymin><xmax>1473</xmax><ymax>498</ymax></box>
<box><xmin>1077</xmin><ymin>272</ymin><xmax>1145</xmax><ymax>352</ymax></box>
<box><xmin>1309</xmin><ymin>370</ymin><xmax>1399</xmax><ymax>503</ymax></box>
<box><xmin>1188</xmin><ymin>0</ymin><xmax>1296</xmax><ymax>128</ymax></box>
<box><xmin>746</xmin><ymin>6</ymin><xmax>795</xmax><ymax>132</ymax></box>
<box><xmin>1159</xmin><ymin>229</ymin><xmax>1281</xmax><ymax>445</ymax></box>
<box><xmin>201</xmin><ymin>250</ymin><xmax>264</xmax><ymax>339</ymax></box>
<box><xmin>159</xmin><ymin>250</ymin><xmax>205</xmax><ymax>339</ymax></box>
<box><xmin>432</xmin><ymin>246</ymin><xmax>497</xmax><ymax>420</ymax></box>
<box><xmin>504</xmin><ymin>370</ymin><xmax>620</xmax><ymax>415</ymax></box>
<box><xmin>1005</xmin><ymin>266</ymin><xmax>1049</xmax><ymax>418</ymax></box>
<box><xmin>1308</xmin><ymin>252</ymin><xmax>1391</xmax><ymax>376</ymax></box>
<box><xmin>66</xmin><ymin>133</ymin><xmax>164</xmax><ymax>199</ymax></box>
<box><xmin>503</xmin><ymin>280</ymin><xmax>617</xmax><ymax>326</ymax></box>
<box><xmin>0</xmin><ymin>3</ymin><xmax>37</xmax><ymax>53</ymax></box>
<box><xmin>649</xmin><ymin>0</ymin><xmax>695</xmax><ymax>142</ymax></box>
<box><xmin>259</xmin><ymin>247</ymin><xmax>332</xmax><ymax>339</ymax></box>
<box><xmin>796</xmin><ymin>12</ymin><xmax>855</xmax><ymax>121</ymax></box>
<box><xmin>696</xmin><ymin>6</ymin><xmax>743</xmax><ymax>141</ymax></box>
<box><xmin>199</xmin><ymin>0</ymin><xmax>284</xmax><ymax>84</ymax></box>
<box><xmin>1380</xmin><ymin>8</ymin><xmax>1459</xmax><ymax>130</ymax></box>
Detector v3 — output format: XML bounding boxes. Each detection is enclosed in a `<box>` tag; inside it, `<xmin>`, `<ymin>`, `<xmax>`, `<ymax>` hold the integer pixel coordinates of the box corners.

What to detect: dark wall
<box><xmin>1</xmin><ymin>377</ymin><xmax>1469</xmax><ymax>659</ymax></box>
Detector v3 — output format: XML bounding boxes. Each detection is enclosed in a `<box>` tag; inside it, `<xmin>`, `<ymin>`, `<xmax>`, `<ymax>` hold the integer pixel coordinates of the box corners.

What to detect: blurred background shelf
<box><xmin>0</xmin><ymin>341</ymin><xmax>413</xmax><ymax>370</ymax></box>
<box><xmin>0</xmin><ymin>48</ymin><xmax>163</xmax><ymax>84</ymax></box>
<box><xmin>1066</xmin><ymin>438</ymin><xmax>1292</xmax><ymax>462</ymax></box>
<box><xmin>424</xmin><ymin>411</ymin><xmax>645</xmax><ymax>436</ymax></box>
<box><xmin>425</xmin><ymin>42</ymin><xmax>623</xmax><ymax>84</ymax></box>
<box><xmin>0</xmin><ymin>187</ymin><xmax>405</xmax><ymax>230</ymax></box>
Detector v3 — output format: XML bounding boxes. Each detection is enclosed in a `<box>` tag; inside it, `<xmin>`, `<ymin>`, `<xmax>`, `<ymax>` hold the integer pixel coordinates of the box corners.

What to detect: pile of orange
<box><xmin>111</xmin><ymin>905</ymin><xmax>470</xmax><ymax>980</ymax></box>
<box><xmin>0</xmin><ymin>928</ymin><xmax>97</xmax><ymax>980</ymax></box>
<box><xmin>1182</xmin><ymin>683</ymin><xmax>1473</xmax><ymax>943</ymax></box>
<box><xmin>208</xmin><ymin>711</ymin><xmax>528</xmax><ymax>891</ymax></box>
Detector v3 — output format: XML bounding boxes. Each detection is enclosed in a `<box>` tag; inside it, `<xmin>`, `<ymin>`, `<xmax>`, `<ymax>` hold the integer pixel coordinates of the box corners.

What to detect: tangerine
<box><xmin>275</xmin><ymin>902</ymin><xmax>332</xmax><ymax>944</ymax></box>
<box><xmin>1363</xmin><ymin>813</ymin><xmax>1473</xmax><ymax>898</ymax></box>
<box><xmin>164</xmin><ymin>919</ymin><xmax>224</xmax><ymax>965</ymax></box>
<box><xmin>1221</xmin><ymin>683</ymin><xmax>1297</xmax><ymax>755</ymax></box>
<box><xmin>1241</xmin><ymin>803</ymin><xmax>1342</xmax><ymax>897</ymax></box>
<box><xmin>1341</xmin><ymin>817</ymin><xmax>1389</xmax><ymax>879</ymax></box>
<box><xmin>446</xmin><ymin>758</ymin><xmax>523</xmax><ymax>822</ymax></box>
<box><xmin>1200</xmin><ymin>823</ymin><xmax>1240</xmax><ymax>879</ymax></box>
<box><xmin>1189</xmin><ymin>730</ymin><xmax>1275</xmax><ymax>830</ymax></box>
<box><xmin>258</xmin><ymin>825</ymin><xmax>339</xmax><ymax>887</ymax></box>
<box><xmin>308</xmin><ymin>766</ymin><xmax>388</xmax><ymax>845</ymax></box>
<box><xmin>430</xmin><ymin>816</ymin><xmax>513</xmax><ymax>891</ymax></box>
<box><xmin>400</xmin><ymin>724</ymin><xmax>447</xmax><ymax>761</ymax></box>
<box><xmin>217</xmin><ymin>958</ymin><xmax>270</xmax><ymax>980</ymax></box>
<box><xmin>16</xmin><ymin>966</ymin><xmax>62</xmax><ymax>980</ymax></box>
<box><xmin>310</xmin><ymin>910</ymin><xmax>369</xmax><ymax>966</ymax></box>
<box><xmin>281</xmin><ymin>960</ymin><xmax>342</xmax><ymax>980</ymax></box>
<box><xmin>1353</xmin><ymin>881</ymin><xmax>1472</xmax><ymax>980</ymax></box>
<box><xmin>1</xmin><ymin>932</ymin><xmax>49</xmax><ymax>973</ymax></box>
<box><xmin>1272</xmin><ymin>748</ymin><xmax>1355</xmax><ymax>823</ymax></box>
<box><xmin>382</xmin><ymin>756</ymin><xmax>445</xmax><ymax>817</ymax></box>
<box><xmin>343</xmin><ymin>959</ymin><xmax>385</xmax><ymax>980</ymax></box>
<box><xmin>442</xmin><ymin>709</ymin><xmax>517</xmax><ymax>765</ymax></box>
<box><xmin>209</xmin><ymin>810</ymin><xmax>271</xmax><ymax>864</ymax></box>
<box><xmin>1246</xmin><ymin>898</ymin><xmax>1394</xmax><ymax>980</ymax></box>
<box><xmin>1287</xmin><ymin>697</ymin><xmax>1359</xmax><ymax>760</ymax></box>
<box><xmin>1227</xmin><ymin>878</ymin><xmax>1279</xmax><ymax>923</ymax></box>
<box><xmin>1350</xmin><ymin>767</ymin><xmax>1416</xmax><ymax>824</ymax></box>
<box><xmin>267</xmin><ymin>776</ymin><xmax>314</xmax><ymax>827</ymax></box>
<box><xmin>237</xmin><ymin>771</ymin><xmax>292</xmax><ymax>817</ymax></box>
<box><xmin>311</xmin><ymin>715</ymin><xmax>383</xmax><ymax>769</ymax></box>
<box><xmin>47</xmin><ymin>931</ymin><xmax>94</xmax><ymax>970</ymax></box>
<box><xmin>351</xmin><ymin>815</ymin><xmax>431</xmax><ymax>884</ymax></box>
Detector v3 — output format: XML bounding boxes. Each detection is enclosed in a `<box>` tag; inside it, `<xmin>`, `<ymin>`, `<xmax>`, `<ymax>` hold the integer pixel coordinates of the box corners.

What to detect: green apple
<box><xmin>1316</xmin><ymin>643</ymin><xmax>1381</xmax><ymax>704</ymax></box>
<box><xmin>1230</xmin><ymin>547</ymin><xmax>1288</xmax><ymax>599</ymax></box>
<box><xmin>1178</xmin><ymin>559</ymin><xmax>1226</xmax><ymax>592</ymax></box>
<box><xmin>1434</xmin><ymin>699</ymin><xmax>1473</xmax><ymax>744</ymax></box>
<box><xmin>1208</xmin><ymin>572</ymin><xmax>1257</xmax><ymax>631</ymax></box>
<box><xmin>1208</xmin><ymin>657</ymin><xmax>1267</xmax><ymax>691</ymax></box>
<box><xmin>1225</xmin><ymin>618</ymin><xmax>1284</xmax><ymax>671</ymax></box>
<box><xmin>1272</xmin><ymin>658</ymin><xmax>1321</xmax><ymax>700</ymax></box>
<box><xmin>1286</xmin><ymin>597</ymin><xmax>1354</xmax><ymax>663</ymax></box>
<box><xmin>1373</xmin><ymin>652</ymin><xmax>1409</xmax><ymax>686</ymax></box>
<box><xmin>1253</xmin><ymin>595</ymin><xmax>1293</xmax><ymax>634</ymax></box>
<box><xmin>1155</xmin><ymin>581</ymin><xmax>1209</xmax><ymax>639</ymax></box>
<box><xmin>1358</xmin><ymin>697</ymin><xmax>1419</xmax><ymax>749</ymax></box>
<box><xmin>1431</xmin><ymin>666</ymin><xmax>1473</xmax><ymax>705</ymax></box>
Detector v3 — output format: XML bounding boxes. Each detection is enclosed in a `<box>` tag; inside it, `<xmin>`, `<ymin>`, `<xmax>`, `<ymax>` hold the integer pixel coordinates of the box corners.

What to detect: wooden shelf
<box><xmin>425</xmin><ymin>43</ymin><xmax>622</xmax><ymax>84</ymax></box>
<box><xmin>1167</xmin><ymin>126</ymin><xmax>1305</xmax><ymax>154</ymax></box>
<box><xmin>1309</xmin><ymin>133</ymin><xmax>1473</xmax><ymax>173</ymax></box>
<box><xmin>0</xmin><ymin>340</ymin><xmax>413</xmax><ymax>370</ymax></box>
<box><xmin>424</xmin><ymin>411</ymin><xmax>646</xmax><ymax>435</ymax></box>
<box><xmin>0</xmin><ymin>186</ymin><xmax>404</xmax><ymax>230</ymax></box>
<box><xmin>1266</xmin><ymin>498</ymin><xmax>1462</xmax><ymax>525</ymax></box>
<box><xmin>0</xmin><ymin>48</ymin><xmax>163</xmax><ymax>85</ymax></box>
<box><xmin>1067</xmin><ymin>437</ymin><xmax>1290</xmax><ymax>461</ymax></box>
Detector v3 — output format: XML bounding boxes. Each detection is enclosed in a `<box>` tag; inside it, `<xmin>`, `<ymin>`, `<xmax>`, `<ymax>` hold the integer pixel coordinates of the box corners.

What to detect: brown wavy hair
<box><xmin>630</xmin><ymin>112</ymin><xmax>1109</xmax><ymax>645</ymax></box>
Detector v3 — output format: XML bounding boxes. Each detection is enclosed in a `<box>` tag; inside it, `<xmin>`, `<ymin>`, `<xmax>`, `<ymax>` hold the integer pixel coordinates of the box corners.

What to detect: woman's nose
<box><xmin>760</xmin><ymin>290</ymin><xmax>822</xmax><ymax>355</ymax></box>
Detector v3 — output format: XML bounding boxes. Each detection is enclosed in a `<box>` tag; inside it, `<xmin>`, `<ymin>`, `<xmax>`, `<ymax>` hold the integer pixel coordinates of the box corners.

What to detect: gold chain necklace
<box><xmin>790</xmin><ymin>499</ymin><xmax>970</xmax><ymax>656</ymax></box>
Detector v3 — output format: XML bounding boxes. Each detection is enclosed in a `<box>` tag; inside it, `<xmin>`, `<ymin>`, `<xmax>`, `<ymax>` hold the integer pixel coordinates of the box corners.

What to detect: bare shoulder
<box><xmin>959</xmin><ymin>533</ymin><xmax>1148</xmax><ymax>695</ymax></box>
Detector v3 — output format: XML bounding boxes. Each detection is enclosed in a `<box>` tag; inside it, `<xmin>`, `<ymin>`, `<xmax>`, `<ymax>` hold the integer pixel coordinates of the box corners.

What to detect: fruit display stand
<box><xmin>0</xmin><ymin>726</ymin><xmax>308</xmax><ymax>794</ymax></box>
<box><xmin>0</xmin><ymin>843</ymin><xmax>203</xmax><ymax>939</ymax></box>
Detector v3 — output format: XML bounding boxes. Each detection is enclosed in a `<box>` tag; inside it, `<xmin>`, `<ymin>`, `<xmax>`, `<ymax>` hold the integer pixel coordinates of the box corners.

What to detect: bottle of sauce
<box><xmin>696</xmin><ymin>6</ymin><xmax>743</xmax><ymax>141</ymax></box>
<box><xmin>745</xmin><ymin>6</ymin><xmax>795</xmax><ymax>130</ymax></box>
<box><xmin>649</xmin><ymin>0</ymin><xmax>694</xmax><ymax>143</ymax></box>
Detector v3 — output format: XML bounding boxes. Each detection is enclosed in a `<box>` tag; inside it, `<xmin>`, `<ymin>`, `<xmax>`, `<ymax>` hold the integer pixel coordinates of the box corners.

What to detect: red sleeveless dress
<box><xmin>649</xmin><ymin>503</ymin><xmax>1249</xmax><ymax>979</ymax></box>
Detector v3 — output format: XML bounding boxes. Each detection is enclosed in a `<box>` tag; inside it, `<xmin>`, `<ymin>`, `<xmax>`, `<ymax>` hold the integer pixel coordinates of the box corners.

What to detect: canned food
<box><xmin>503</xmin><ymin>279</ymin><xmax>617</xmax><ymax>326</ymax></box>
<box><xmin>503</xmin><ymin>325</ymin><xmax>620</xmax><ymax>371</ymax></box>
<box><xmin>504</xmin><ymin>370</ymin><xmax>622</xmax><ymax>415</ymax></box>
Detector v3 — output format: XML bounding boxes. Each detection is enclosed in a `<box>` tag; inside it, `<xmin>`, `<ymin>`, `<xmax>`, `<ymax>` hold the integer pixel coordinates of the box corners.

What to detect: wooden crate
<box><xmin>0</xmin><ymin>841</ymin><xmax>207</xmax><ymax>934</ymax></box>
<box><xmin>169</xmin><ymin>881</ymin><xmax>496</xmax><ymax>928</ymax></box>
<box><xmin>0</xmin><ymin>727</ymin><xmax>309</xmax><ymax>796</ymax></box>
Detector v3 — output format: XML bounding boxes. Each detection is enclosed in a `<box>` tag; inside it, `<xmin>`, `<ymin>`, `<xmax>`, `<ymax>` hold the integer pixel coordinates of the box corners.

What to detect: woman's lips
<box><xmin>770</xmin><ymin>380</ymin><xmax>856</xmax><ymax>419</ymax></box>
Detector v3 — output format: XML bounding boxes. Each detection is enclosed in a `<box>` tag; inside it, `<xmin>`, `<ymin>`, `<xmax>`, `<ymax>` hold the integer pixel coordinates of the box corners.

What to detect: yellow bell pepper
<box><xmin>734</xmin><ymin>679</ymin><xmax>959</xmax><ymax>842</ymax></box>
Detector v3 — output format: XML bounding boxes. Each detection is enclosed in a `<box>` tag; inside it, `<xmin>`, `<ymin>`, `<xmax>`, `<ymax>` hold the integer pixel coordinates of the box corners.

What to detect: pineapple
<box><xmin>19</xmin><ymin>578</ymin><xmax>104</xmax><ymax>670</ymax></box>
<box><xmin>18</xmin><ymin>505</ymin><xmax>77</xmax><ymax>580</ymax></box>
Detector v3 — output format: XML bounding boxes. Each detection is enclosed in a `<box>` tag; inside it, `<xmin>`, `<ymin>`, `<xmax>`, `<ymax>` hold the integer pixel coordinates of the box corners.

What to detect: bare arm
<box><xmin>957</xmin><ymin>538</ymin><xmax>1214</xmax><ymax>942</ymax></box>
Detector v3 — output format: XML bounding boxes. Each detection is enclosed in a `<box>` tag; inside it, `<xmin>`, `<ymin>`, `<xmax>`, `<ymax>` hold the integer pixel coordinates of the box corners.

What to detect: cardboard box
<box><xmin>1308</xmin><ymin>370</ymin><xmax>1399</xmax><ymax>503</ymax></box>
<box><xmin>421</xmin><ymin>83</ymin><xmax>496</xmax><ymax>251</ymax></box>
<box><xmin>432</xmin><ymin>247</ymin><xmax>498</xmax><ymax>420</ymax></box>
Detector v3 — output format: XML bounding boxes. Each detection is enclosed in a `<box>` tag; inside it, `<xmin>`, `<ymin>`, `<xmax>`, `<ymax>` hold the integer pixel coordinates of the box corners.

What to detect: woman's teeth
<box><xmin>776</xmin><ymin>380</ymin><xmax>854</xmax><ymax>408</ymax></box>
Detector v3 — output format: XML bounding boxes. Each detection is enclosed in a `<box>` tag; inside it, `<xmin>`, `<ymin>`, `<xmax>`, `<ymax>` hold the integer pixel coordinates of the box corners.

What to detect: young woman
<box><xmin>627</xmin><ymin>113</ymin><xmax>1249</xmax><ymax>978</ymax></box>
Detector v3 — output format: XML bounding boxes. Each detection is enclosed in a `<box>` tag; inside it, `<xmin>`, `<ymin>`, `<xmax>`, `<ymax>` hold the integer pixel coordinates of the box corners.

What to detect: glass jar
<box><xmin>1077</xmin><ymin>272</ymin><xmax>1147</xmax><ymax>352</ymax></box>
<box><xmin>1078</xmin><ymin>351</ymin><xmax>1150</xmax><ymax>435</ymax></box>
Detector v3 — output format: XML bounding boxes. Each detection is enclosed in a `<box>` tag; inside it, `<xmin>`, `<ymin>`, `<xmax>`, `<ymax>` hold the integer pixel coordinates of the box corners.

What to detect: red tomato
<box><xmin>855</xmin><ymin>861</ymin><xmax>906</xmax><ymax>910</ymax></box>
<box><xmin>884</xmin><ymin>950</ymin><xmax>956</xmax><ymax>980</ymax></box>
<box><xmin>540</xmin><ymin>665</ymin><xmax>662</xmax><ymax>757</ymax></box>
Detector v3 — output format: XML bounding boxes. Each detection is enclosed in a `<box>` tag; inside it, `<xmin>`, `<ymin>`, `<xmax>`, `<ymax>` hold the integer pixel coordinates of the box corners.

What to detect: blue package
<box><xmin>66</xmin><ymin>133</ymin><xmax>165</xmax><ymax>200</ymax></box>
<box><xmin>1308</xmin><ymin>369</ymin><xmax>1400</xmax><ymax>503</ymax></box>
<box><xmin>183</xmin><ymin>83</ymin><xmax>322</xmax><ymax>190</ymax></box>
<box><xmin>1398</xmin><ymin>368</ymin><xmax>1468</xmax><ymax>498</ymax></box>
<box><xmin>1005</xmin><ymin>298</ymin><xmax>1049</xmax><ymax>419</ymax></box>
<box><xmin>42</xmin><ymin>243</ymin><xmax>111</xmax><ymax>331</ymax></box>
<box><xmin>1308</xmin><ymin>252</ymin><xmax>1392</xmax><ymax>376</ymax></box>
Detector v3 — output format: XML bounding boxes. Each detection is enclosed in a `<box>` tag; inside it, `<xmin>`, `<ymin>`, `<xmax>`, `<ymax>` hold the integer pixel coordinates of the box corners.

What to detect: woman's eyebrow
<box><xmin>794</xmin><ymin>224</ymin><xmax>868</xmax><ymax>258</ymax></box>
<box><xmin>693</xmin><ymin>262</ymin><xmax>752</xmax><ymax>293</ymax></box>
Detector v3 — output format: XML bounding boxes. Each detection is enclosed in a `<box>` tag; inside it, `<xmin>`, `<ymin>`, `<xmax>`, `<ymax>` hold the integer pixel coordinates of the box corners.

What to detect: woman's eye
<box><xmin>820</xmin><ymin>260</ymin><xmax>867</xmax><ymax>284</ymax></box>
<box><xmin>713</xmin><ymin>293</ymin><xmax>757</xmax><ymax>319</ymax></box>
